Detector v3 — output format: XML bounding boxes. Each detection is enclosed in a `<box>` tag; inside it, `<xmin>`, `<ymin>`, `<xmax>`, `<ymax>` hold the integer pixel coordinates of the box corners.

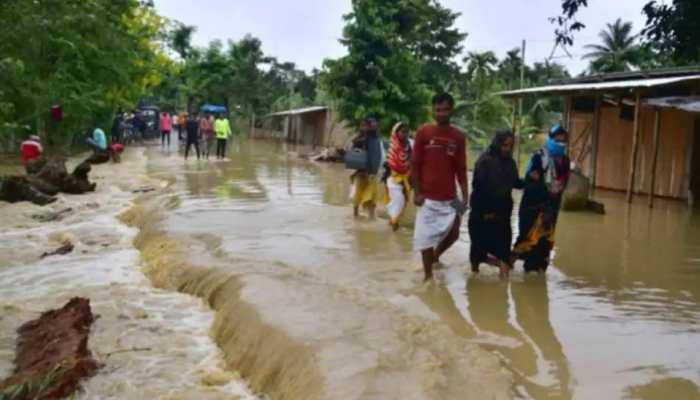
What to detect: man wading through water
<box><xmin>413</xmin><ymin>93</ymin><xmax>468</xmax><ymax>281</ymax></box>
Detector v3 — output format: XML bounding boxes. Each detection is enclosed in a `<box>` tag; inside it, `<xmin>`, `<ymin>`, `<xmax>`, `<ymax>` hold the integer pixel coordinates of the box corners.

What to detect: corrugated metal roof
<box><xmin>498</xmin><ymin>74</ymin><xmax>700</xmax><ymax>97</ymax></box>
<box><xmin>553</xmin><ymin>65</ymin><xmax>700</xmax><ymax>85</ymax></box>
<box><xmin>265</xmin><ymin>106</ymin><xmax>328</xmax><ymax>117</ymax></box>
<box><xmin>645</xmin><ymin>96</ymin><xmax>700</xmax><ymax>113</ymax></box>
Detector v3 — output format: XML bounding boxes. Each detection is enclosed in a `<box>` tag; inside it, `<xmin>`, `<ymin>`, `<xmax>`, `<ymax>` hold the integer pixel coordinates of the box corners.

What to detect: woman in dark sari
<box><xmin>513</xmin><ymin>125</ymin><xmax>570</xmax><ymax>273</ymax></box>
<box><xmin>469</xmin><ymin>131</ymin><xmax>523</xmax><ymax>277</ymax></box>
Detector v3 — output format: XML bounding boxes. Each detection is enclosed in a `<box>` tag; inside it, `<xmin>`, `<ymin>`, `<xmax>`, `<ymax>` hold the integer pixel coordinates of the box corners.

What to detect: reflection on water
<box><xmin>151</xmin><ymin>139</ymin><xmax>700</xmax><ymax>399</ymax></box>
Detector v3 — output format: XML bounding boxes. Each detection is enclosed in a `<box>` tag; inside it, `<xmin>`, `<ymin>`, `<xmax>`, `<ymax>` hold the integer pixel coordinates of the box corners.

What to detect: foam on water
<box><xmin>0</xmin><ymin>148</ymin><xmax>257</xmax><ymax>399</ymax></box>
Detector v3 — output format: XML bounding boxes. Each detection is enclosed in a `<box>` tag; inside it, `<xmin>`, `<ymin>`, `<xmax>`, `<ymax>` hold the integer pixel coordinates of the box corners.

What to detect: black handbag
<box><xmin>344</xmin><ymin>143</ymin><xmax>368</xmax><ymax>170</ymax></box>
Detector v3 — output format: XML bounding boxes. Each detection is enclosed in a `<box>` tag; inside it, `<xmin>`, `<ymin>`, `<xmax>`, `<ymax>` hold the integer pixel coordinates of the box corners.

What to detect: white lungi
<box><xmin>413</xmin><ymin>199</ymin><xmax>458</xmax><ymax>251</ymax></box>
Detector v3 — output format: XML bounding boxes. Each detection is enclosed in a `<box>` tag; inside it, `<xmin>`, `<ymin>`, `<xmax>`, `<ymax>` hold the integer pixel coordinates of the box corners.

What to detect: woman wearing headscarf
<box><xmin>468</xmin><ymin>130</ymin><xmax>523</xmax><ymax>277</ymax></box>
<box><xmin>350</xmin><ymin>118</ymin><xmax>383</xmax><ymax>219</ymax></box>
<box><xmin>383</xmin><ymin>122</ymin><xmax>412</xmax><ymax>230</ymax></box>
<box><xmin>512</xmin><ymin>125</ymin><xmax>571</xmax><ymax>273</ymax></box>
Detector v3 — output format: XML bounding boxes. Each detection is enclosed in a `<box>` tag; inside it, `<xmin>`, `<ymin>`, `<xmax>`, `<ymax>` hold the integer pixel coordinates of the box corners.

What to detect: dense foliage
<box><xmin>0</xmin><ymin>0</ymin><xmax>169</xmax><ymax>150</ymax></box>
<box><xmin>150</xmin><ymin>27</ymin><xmax>318</xmax><ymax>125</ymax></box>
<box><xmin>320</xmin><ymin>0</ymin><xmax>466</xmax><ymax>133</ymax></box>
<box><xmin>553</xmin><ymin>0</ymin><xmax>700</xmax><ymax>68</ymax></box>
<box><xmin>5</xmin><ymin>0</ymin><xmax>693</xmax><ymax>154</ymax></box>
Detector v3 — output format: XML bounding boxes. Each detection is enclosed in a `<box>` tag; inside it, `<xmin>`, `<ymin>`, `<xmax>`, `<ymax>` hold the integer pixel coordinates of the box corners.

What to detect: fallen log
<box><xmin>84</xmin><ymin>151</ymin><xmax>110</xmax><ymax>165</ymax></box>
<box><xmin>0</xmin><ymin>176</ymin><xmax>56</xmax><ymax>206</ymax></box>
<box><xmin>0</xmin><ymin>298</ymin><xmax>100</xmax><ymax>400</ymax></box>
<box><xmin>30</xmin><ymin>159</ymin><xmax>96</xmax><ymax>195</ymax></box>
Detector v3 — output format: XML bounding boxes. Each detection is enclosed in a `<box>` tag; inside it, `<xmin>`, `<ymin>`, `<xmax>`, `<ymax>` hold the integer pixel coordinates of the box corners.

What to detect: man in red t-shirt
<box><xmin>412</xmin><ymin>93</ymin><xmax>469</xmax><ymax>281</ymax></box>
<box><xmin>21</xmin><ymin>135</ymin><xmax>43</xmax><ymax>164</ymax></box>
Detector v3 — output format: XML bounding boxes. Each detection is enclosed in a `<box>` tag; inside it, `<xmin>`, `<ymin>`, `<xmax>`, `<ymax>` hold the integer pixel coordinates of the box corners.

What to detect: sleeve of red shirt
<box><xmin>455</xmin><ymin>132</ymin><xmax>467</xmax><ymax>187</ymax></box>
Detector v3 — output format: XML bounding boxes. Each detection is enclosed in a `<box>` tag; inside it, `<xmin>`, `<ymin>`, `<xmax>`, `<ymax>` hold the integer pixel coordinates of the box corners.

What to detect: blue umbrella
<box><xmin>200</xmin><ymin>104</ymin><xmax>227</xmax><ymax>114</ymax></box>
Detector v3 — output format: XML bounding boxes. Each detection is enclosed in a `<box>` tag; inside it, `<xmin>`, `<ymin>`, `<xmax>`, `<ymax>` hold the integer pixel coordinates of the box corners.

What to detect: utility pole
<box><xmin>516</xmin><ymin>39</ymin><xmax>526</xmax><ymax>169</ymax></box>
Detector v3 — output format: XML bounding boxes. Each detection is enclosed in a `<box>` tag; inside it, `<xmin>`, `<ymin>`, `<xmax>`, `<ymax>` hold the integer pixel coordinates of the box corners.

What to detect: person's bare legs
<box><xmin>435</xmin><ymin>216</ymin><xmax>461</xmax><ymax>262</ymax></box>
<box><xmin>368</xmin><ymin>204</ymin><xmax>376</xmax><ymax>219</ymax></box>
<box><xmin>486</xmin><ymin>254</ymin><xmax>511</xmax><ymax>279</ymax></box>
<box><xmin>421</xmin><ymin>248</ymin><xmax>436</xmax><ymax>281</ymax></box>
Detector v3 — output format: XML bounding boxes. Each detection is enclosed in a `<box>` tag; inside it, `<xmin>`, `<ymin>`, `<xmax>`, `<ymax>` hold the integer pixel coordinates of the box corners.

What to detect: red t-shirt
<box><xmin>21</xmin><ymin>140</ymin><xmax>42</xmax><ymax>163</ymax></box>
<box><xmin>412</xmin><ymin>124</ymin><xmax>467</xmax><ymax>201</ymax></box>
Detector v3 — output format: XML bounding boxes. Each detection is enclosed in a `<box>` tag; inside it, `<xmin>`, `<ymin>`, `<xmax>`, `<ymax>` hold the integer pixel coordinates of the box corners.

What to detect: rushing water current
<box><xmin>0</xmin><ymin>149</ymin><xmax>256</xmax><ymax>399</ymax></box>
<box><xmin>3</xmin><ymin>138</ymin><xmax>700</xmax><ymax>399</ymax></box>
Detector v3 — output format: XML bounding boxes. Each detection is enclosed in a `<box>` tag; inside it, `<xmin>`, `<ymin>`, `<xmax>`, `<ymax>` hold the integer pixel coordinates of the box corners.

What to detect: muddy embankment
<box><xmin>120</xmin><ymin>156</ymin><xmax>514</xmax><ymax>399</ymax></box>
<box><xmin>0</xmin><ymin>148</ymin><xmax>255</xmax><ymax>400</ymax></box>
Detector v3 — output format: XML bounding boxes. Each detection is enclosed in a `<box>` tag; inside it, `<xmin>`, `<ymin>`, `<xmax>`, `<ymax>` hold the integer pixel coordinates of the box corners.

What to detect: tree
<box><xmin>320</xmin><ymin>0</ymin><xmax>466</xmax><ymax>133</ymax></box>
<box><xmin>453</xmin><ymin>51</ymin><xmax>509</xmax><ymax>146</ymax></box>
<box><xmin>583</xmin><ymin>19</ymin><xmax>642</xmax><ymax>73</ymax></box>
<box><xmin>169</xmin><ymin>22</ymin><xmax>196</xmax><ymax>60</ymax></box>
<box><xmin>498</xmin><ymin>48</ymin><xmax>526</xmax><ymax>90</ymax></box>
<box><xmin>553</xmin><ymin>0</ymin><xmax>700</xmax><ymax>65</ymax></box>
<box><xmin>0</xmin><ymin>0</ymin><xmax>169</xmax><ymax>149</ymax></box>
<box><xmin>642</xmin><ymin>0</ymin><xmax>700</xmax><ymax>64</ymax></box>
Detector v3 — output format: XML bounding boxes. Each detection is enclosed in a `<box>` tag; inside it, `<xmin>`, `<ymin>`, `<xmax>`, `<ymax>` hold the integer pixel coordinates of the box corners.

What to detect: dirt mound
<box><xmin>0</xmin><ymin>297</ymin><xmax>100</xmax><ymax>400</ymax></box>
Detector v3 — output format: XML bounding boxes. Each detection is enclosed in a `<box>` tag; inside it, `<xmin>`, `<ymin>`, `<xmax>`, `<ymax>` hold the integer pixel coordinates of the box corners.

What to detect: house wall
<box><xmin>256</xmin><ymin>109</ymin><xmax>354</xmax><ymax>148</ymax></box>
<box><xmin>570</xmin><ymin>105</ymin><xmax>694</xmax><ymax>199</ymax></box>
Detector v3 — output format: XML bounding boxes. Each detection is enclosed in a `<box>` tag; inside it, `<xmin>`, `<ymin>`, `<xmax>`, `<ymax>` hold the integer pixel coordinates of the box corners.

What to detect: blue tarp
<box><xmin>200</xmin><ymin>104</ymin><xmax>227</xmax><ymax>114</ymax></box>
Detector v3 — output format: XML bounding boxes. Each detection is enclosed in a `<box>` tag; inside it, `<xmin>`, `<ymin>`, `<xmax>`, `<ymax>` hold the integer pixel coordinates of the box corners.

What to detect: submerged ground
<box><xmin>2</xmin><ymin>138</ymin><xmax>700</xmax><ymax>399</ymax></box>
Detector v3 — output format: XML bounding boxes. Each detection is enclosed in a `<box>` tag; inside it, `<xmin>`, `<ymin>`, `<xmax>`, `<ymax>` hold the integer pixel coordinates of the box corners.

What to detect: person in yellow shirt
<box><xmin>214</xmin><ymin>114</ymin><xmax>232</xmax><ymax>159</ymax></box>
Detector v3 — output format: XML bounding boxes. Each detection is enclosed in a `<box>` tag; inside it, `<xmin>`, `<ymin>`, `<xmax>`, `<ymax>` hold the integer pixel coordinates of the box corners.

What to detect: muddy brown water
<box><xmin>139</xmin><ymin>138</ymin><xmax>700</xmax><ymax>400</ymax></box>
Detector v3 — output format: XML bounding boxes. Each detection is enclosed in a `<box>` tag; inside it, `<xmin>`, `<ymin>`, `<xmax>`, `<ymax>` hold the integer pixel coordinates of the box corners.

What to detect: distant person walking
<box><xmin>512</xmin><ymin>125</ymin><xmax>571</xmax><ymax>273</ymax></box>
<box><xmin>383</xmin><ymin>121</ymin><xmax>412</xmax><ymax>230</ymax></box>
<box><xmin>160</xmin><ymin>112</ymin><xmax>172</xmax><ymax>147</ymax></box>
<box><xmin>184</xmin><ymin>114</ymin><xmax>201</xmax><ymax>160</ymax></box>
<box><xmin>468</xmin><ymin>131</ymin><xmax>523</xmax><ymax>278</ymax></box>
<box><xmin>110</xmin><ymin>112</ymin><xmax>123</xmax><ymax>144</ymax></box>
<box><xmin>177</xmin><ymin>112</ymin><xmax>187</xmax><ymax>141</ymax></box>
<box><xmin>200</xmin><ymin>114</ymin><xmax>216</xmax><ymax>159</ymax></box>
<box><xmin>350</xmin><ymin>117</ymin><xmax>383</xmax><ymax>219</ymax></box>
<box><xmin>214</xmin><ymin>114</ymin><xmax>232</xmax><ymax>159</ymax></box>
<box><xmin>412</xmin><ymin>93</ymin><xmax>468</xmax><ymax>282</ymax></box>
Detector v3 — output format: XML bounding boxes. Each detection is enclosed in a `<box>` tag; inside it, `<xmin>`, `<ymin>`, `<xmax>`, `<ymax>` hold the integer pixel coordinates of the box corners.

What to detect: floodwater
<box><xmin>2</xmin><ymin>138</ymin><xmax>700</xmax><ymax>399</ymax></box>
<box><xmin>0</xmin><ymin>149</ymin><xmax>256</xmax><ymax>399</ymax></box>
<box><xmin>142</xmin><ymin>138</ymin><xmax>700</xmax><ymax>400</ymax></box>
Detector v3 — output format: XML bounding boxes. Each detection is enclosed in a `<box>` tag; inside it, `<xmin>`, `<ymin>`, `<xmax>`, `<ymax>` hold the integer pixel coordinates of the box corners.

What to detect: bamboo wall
<box><xmin>570</xmin><ymin>105</ymin><xmax>695</xmax><ymax>199</ymax></box>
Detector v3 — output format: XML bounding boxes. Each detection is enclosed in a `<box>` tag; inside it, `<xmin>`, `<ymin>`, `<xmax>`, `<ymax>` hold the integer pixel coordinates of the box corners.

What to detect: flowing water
<box><xmin>3</xmin><ymin>138</ymin><xmax>700</xmax><ymax>399</ymax></box>
<box><xmin>0</xmin><ymin>149</ymin><xmax>256</xmax><ymax>399</ymax></box>
<box><xmin>139</xmin><ymin>138</ymin><xmax>700</xmax><ymax>400</ymax></box>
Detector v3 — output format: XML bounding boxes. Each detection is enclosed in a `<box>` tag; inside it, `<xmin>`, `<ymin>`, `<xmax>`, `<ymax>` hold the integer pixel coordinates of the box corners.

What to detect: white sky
<box><xmin>153</xmin><ymin>0</ymin><xmax>649</xmax><ymax>76</ymax></box>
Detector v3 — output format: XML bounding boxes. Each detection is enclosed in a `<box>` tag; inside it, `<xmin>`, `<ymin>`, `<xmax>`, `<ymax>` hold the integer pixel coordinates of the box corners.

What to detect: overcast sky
<box><xmin>153</xmin><ymin>0</ymin><xmax>649</xmax><ymax>76</ymax></box>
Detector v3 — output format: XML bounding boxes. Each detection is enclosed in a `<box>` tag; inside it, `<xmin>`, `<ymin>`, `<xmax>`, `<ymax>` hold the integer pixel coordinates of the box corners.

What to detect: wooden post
<box><xmin>589</xmin><ymin>95</ymin><xmax>602</xmax><ymax>194</ymax></box>
<box><xmin>648</xmin><ymin>108</ymin><xmax>662</xmax><ymax>208</ymax></box>
<box><xmin>565</xmin><ymin>96</ymin><xmax>573</xmax><ymax>131</ymax></box>
<box><xmin>626</xmin><ymin>91</ymin><xmax>643</xmax><ymax>203</ymax></box>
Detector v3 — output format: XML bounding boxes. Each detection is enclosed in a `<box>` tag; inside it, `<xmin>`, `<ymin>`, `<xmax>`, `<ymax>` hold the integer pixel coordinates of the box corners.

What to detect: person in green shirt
<box><xmin>214</xmin><ymin>114</ymin><xmax>232</xmax><ymax>159</ymax></box>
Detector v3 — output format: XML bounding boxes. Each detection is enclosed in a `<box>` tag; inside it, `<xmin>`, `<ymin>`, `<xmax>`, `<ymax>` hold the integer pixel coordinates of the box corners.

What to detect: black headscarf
<box><xmin>488</xmin><ymin>130</ymin><xmax>515</xmax><ymax>159</ymax></box>
<box><xmin>471</xmin><ymin>130</ymin><xmax>521</xmax><ymax>216</ymax></box>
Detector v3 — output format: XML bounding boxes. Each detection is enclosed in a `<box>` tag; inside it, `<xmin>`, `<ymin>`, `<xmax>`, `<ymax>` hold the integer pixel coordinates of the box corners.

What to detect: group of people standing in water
<box><xmin>159</xmin><ymin>112</ymin><xmax>232</xmax><ymax>160</ymax></box>
<box><xmin>348</xmin><ymin>92</ymin><xmax>570</xmax><ymax>281</ymax></box>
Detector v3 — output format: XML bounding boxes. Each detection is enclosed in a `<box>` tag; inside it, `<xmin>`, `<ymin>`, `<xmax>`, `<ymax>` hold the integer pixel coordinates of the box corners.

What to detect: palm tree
<box><xmin>464</xmin><ymin>51</ymin><xmax>499</xmax><ymax>81</ymax></box>
<box><xmin>583</xmin><ymin>19</ymin><xmax>642</xmax><ymax>73</ymax></box>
